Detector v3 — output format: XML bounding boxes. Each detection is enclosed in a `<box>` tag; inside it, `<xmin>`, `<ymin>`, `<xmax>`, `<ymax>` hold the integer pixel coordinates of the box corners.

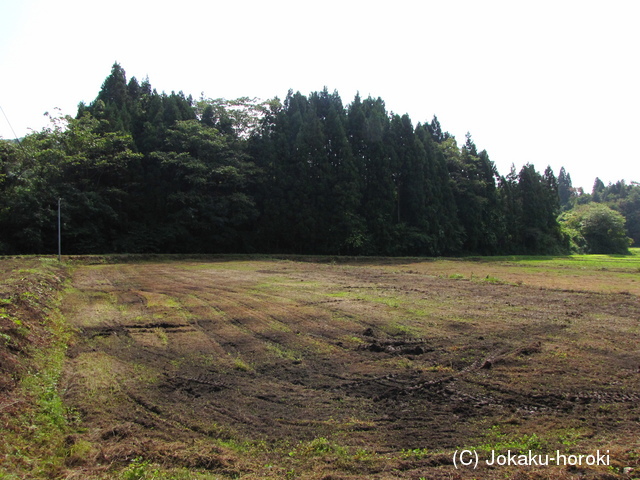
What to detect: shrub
<box><xmin>559</xmin><ymin>204</ymin><xmax>632</xmax><ymax>254</ymax></box>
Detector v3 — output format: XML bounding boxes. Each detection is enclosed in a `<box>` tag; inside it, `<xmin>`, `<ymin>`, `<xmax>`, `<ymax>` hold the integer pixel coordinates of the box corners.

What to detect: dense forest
<box><xmin>0</xmin><ymin>64</ymin><xmax>637</xmax><ymax>256</ymax></box>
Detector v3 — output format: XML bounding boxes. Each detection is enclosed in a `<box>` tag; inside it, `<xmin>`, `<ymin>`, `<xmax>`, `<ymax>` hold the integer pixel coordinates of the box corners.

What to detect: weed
<box><xmin>401</xmin><ymin>448</ymin><xmax>430</xmax><ymax>459</ymax></box>
<box><xmin>557</xmin><ymin>428</ymin><xmax>582</xmax><ymax>447</ymax></box>
<box><xmin>153</xmin><ymin>328</ymin><xmax>169</xmax><ymax>346</ymax></box>
<box><xmin>396</xmin><ymin>358</ymin><xmax>414</xmax><ymax>369</ymax></box>
<box><xmin>0</xmin><ymin>259</ymin><xmax>74</xmax><ymax>478</ymax></box>
<box><xmin>67</xmin><ymin>439</ymin><xmax>93</xmax><ymax>465</ymax></box>
<box><xmin>342</xmin><ymin>335</ymin><xmax>364</xmax><ymax>345</ymax></box>
<box><xmin>233</xmin><ymin>357</ymin><xmax>252</xmax><ymax>371</ymax></box>
<box><xmin>427</xmin><ymin>364</ymin><xmax>455</xmax><ymax>373</ymax></box>
<box><xmin>473</xmin><ymin>426</ymin><xmax>547</xmax><ymax>454</ymax></box>
<box><xmin>327</xmin><ymin>291</ymin><xmax>350</xmax><ymax>298</ymax></box>
<box><xmin>288</xmin><ymin>437</ymin><xmax>347</xmax><ymax>458</ymax></box>
<box><xmin>481</xmin><ymin>275</ymin><xmax>506</xmax><ymax>284</ymax></box>
<box><xmin>382</xmin><ymin>321</ymin><xmax>418</xmax><ymax>337</ymax></box>
<box><xmin>121</xmin><ymin>457</ymin><xmax>158</xmax><ymax>480</ymax></box>
<box><xmin>266</xmin><ymin>342</ymin><xmax>301</xmax><ymax>362</ymax></box>
<box><xmin>0</xmin><ymin>332</ymin><xmax>13</xmax><ymax>345</ymax></box>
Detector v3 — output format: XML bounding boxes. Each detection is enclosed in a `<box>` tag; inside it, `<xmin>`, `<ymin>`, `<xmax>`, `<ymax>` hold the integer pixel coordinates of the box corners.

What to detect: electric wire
<box><xmin>0</xmin><ymin>104</ymin><xmax>33</xmax><ymax>161</ymax></box>
<box><xmin>0</xmin><ymin>104</ymin><xmax>24</xmax><ymax>145</ymax></box>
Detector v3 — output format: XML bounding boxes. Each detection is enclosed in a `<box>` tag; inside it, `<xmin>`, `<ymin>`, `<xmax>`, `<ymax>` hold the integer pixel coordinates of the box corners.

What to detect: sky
<box><xmin>1</xmin><ymin>0</ymin><xmax>638</xmax><ymax>190</ymax></box>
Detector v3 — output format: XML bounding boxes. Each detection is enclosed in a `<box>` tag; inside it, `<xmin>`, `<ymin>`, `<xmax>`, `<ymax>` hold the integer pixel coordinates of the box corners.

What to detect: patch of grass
<box><xmin>479</xmin><ymin>274</ymin><xmax>508</xmax><ymax>284</ymax></box>
<box><xmin>121</xmin><ymin>457</ymin><xmax>159</xmax><ymax>480</ymax></box>
<box><xmin>381</xmin><ymin>321</ymin><xmax>419</xmax><ymax>337</ymax></box>
<box><xmin>471</xmin><ymin>426</ymin><xmax>548</xmax><ymax>454</ymax></box>
<box><xmin>343</xmin><ymin>334</ymin><xmax>364</xmax><ymax>345</ymax></box>
<box><xmin>73</xmin><ymin>352</ymin><xmax>124</xmax><ymax>398</ymax></box>
<box><xmin>327</xmin><ymin>291</ymin><xmax>351</xmax><ymax>298</ymax></box>
<box><xmin>302</xmin><ymin>335</ymin><xmax>341</xmax><ymax>356</ymax></box>
<box><xmin>392</xmin><ymin>250</ymin><xmax>640</xmax><ymax>294</ymax></box>
<box><xmin>0</xmin><ymin>259</ymin><xmax>75</xmax><ymax>479</ymax></box>
<box><xmin>266</xmin><ymin>342</ymin><xmax>302</xmax><ymax>362</ymax></box>
<box><xmin>556</xmin><ymin>427</ymin><xmax>584</xmax><ymax>448</ymax></box>
<box><xmin>142</xmin><ymin>291</ymin><xmax>182</xmax><ymax>308</ymax></box>
<box><xmin>66</xmin><ymin>438</ymin><xmax>93</xmax><ymax>466</ymax></box>
<box><xmin>132</xmin><ymin>362</ymin><xmax>162</xmax><ymax>385</ymax></box>
<box><xmin>154</xmin><ymin>327</ymin><xmax>169</xmax><ymax>346</ymax></box>
<box><xmin>233</xmin><ymin>357</ymin><xmax>252</xmax><ymax>371</ymax></box>
<box><xmin>425</xmin><ymin>364</ymin><xmax>455</xmax><ymax>373</ymax></box>
<box><xmin>401</xmin><ymin>447</ymin><xmax>430</xmax><ymax>459</ymax></box>
<box><xmin>288</xmin><ymin>437</ymin><xmax>347</xmax><ymax>458</ymax></box>
<box><xmin>406</xmin><ymin>306</ymin><xmax>436</xmax><ymax>317</ymax></box>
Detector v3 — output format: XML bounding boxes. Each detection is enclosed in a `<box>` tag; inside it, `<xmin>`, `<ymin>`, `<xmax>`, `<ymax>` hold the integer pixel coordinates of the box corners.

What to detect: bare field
<box><xmin>46</xmin><ymin>256</ymin><xmax>640</xmax><ymax>479</ymax></box>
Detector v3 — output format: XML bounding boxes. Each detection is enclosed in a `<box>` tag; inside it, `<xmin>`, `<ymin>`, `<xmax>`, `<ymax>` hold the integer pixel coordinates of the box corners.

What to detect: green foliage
<box><xmin>557</xmin><ymin>166</ymin><xmax>574</xmax><ymax>210</ymax></box>
<box><xmin>288</xmin><ymin>437</ymin><xmax>348</xmax><ymax>458</ymax></box>
<box><xmin>0</xmin><ymin>261</ymin><xmax>75</xmax><ymax>478</ymax></box>
<box><xmin>474</xmin><ymin>426</ymin><xmax>547</xmax><ymax>454</ymax></box>
<box><xmin>0</xmin><ymin>111</ymin><xmax>142</xmax><ymax>254</ymax></box>
<box><xmin>0</xmin><ymin>62</ymin><xmax>606</xmax><ymax>256</ymax></box>
<box><xmin>590</xmin><ymin>180</ymin><xmax>640</xmax><ymax>246</ymax></box>
<box><xmin>195</xmin><ymin>96</ymin><xmax>275</xmax><ymax>138</ymax></box>
<box><xmin>121</xmin><ymin>457</ymin><xmax>159</xmax><ymax>480</ymax></box>
<box><xmin>400</xmin><ymin>448</ymin><xmax>430</xmax><ymax>459</ymax></box>
<box><xmin>444</xmin><ymin>133</ymin><xmax>502</xmax><ymax>254</ymax></box>
<box><xmin>559</xmin><ymin>203</ymin><xmax>632</xmax><ymax>254</ymax></box>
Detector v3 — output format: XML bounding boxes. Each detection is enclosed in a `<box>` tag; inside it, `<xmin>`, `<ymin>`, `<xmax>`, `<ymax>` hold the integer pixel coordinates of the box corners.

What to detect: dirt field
<box><xmin>50</xmin><ymin>257</ymin><xmax>639</xmax><ymax>479</ymax></box>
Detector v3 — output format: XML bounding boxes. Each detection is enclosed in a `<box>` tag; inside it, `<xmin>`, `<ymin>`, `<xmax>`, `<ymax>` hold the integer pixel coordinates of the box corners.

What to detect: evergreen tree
<box><xmin>314</xmin><ymin>89</ymin><xmax>363</xmax><ymax>253</ymax></box>
<box><xmin>147</xmin><ymin>120</ymin><xmax>257</xmax><ymax>252</ymax></box>
<box><xmin>497</xmin><ymin>164</ymin><xmax>521</xmax><ymax>253</ymax></box>
<box><xmin>346</xmin><ymin>95</ymin><xmax>395</xmax><ymax>254</ymax></box>
<box><xmin>1</xmin><ymin>64</ymin><xmax>585</xmax><ymax>256</ymax></box>
<box><xmin>94</xmin><ymin>62</ymin><xmax>131</xmax><ymax>132</ymax></box>
<box><xmin>444</xmin><ymin>133</ymin><xmax>500</xmax><ymax>254</ymax></box>
<box><xmin>516</xmin><ymin>164</ymin><xmax>563</xmax><ymax>253</ymax></box>
<box><xmin>415</xmin><ymin>123</ymin><xmax>461</xmax><ymax>254</ymax></box>
<box><xmin>557</xmin><ymin>166</ymin><xmax>574</xmax><ymax>209</ymax></box>
<box><xmin>592</xmin><ymin>177</ymin><xmax>605</xmax><ymax>202</ymax></box>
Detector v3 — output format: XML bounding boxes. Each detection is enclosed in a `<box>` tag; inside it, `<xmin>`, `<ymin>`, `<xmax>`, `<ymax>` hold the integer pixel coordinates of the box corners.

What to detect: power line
<box><xmin>0</xmin><ymin>104</ymin><xmax>24</xmax><ymax>146</ymax></box>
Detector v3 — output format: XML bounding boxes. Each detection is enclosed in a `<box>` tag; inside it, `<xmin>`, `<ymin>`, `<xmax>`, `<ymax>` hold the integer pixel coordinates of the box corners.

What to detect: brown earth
<box><xmin>0</xmin><ymin>258</ymin><xmax>67</xmax><ymax>395</ymax></box>
<box><xmin>53</xmin><ymin>259</ymin><xmax>640</xmax><ymax>479</ymax></box>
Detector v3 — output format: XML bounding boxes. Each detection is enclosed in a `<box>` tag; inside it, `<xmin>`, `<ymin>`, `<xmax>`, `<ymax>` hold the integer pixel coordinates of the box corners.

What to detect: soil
<box><xmin>57</xmin><ymin>259</ymin><xmax>640</xmax><ymax>479</ymax></box>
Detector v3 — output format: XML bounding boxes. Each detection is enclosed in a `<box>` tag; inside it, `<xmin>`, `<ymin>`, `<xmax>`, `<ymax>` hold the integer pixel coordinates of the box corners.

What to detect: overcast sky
<box><xmin>1</xmin><ymin>0</ymin><xmax>637</xmax><ymax>190</ymax></box>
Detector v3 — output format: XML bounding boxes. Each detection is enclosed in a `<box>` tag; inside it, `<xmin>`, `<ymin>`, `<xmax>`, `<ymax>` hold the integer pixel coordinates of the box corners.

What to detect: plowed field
<box><xmin>53</xmin><ymin>257</ymin><xmax>640</xmax><ymax>479</ymax></box>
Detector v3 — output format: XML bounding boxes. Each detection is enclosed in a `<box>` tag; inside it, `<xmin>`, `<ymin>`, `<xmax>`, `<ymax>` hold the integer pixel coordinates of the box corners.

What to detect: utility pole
<box><xmin>57</xmin><ymin>198</ymin><xmax>61</xmax><ymax>262</ymax></box>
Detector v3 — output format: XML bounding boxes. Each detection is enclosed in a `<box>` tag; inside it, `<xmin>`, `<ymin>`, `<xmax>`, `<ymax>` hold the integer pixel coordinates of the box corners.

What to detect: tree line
<box><xmin>0</xmin><ymin>64</ymin><xmax>635</xmax><ymax>256</ymax></box>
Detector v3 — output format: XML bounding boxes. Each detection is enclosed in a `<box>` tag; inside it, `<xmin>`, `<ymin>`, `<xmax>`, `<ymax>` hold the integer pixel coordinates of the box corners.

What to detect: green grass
<box><xmin>288</xmin><ymin>437</ymin><xmax>348</xmax><ymax>458</ymax></box>
<box><xmin>465</xmin><ymin>248</ymin><xmax>640</xmax><ymax>271</ymax></box>
<box><xmin>232</xmin><ymin>356</ymin><xmax>252</xmax><ymax>371</ymax></box>
<box><xmin>266</xmin><ymin>341</ymin><xmax>302</xmax><ymax>362</ymax></box>
<box><xmin>471</xmin><ymin>426</ymin><xmax>548</xmax><ymax>454</ymax></box>
<box><xmin>0</xmin><ymin>259</ymin><xmax>75</xmax><ymax>479</ymax></box>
